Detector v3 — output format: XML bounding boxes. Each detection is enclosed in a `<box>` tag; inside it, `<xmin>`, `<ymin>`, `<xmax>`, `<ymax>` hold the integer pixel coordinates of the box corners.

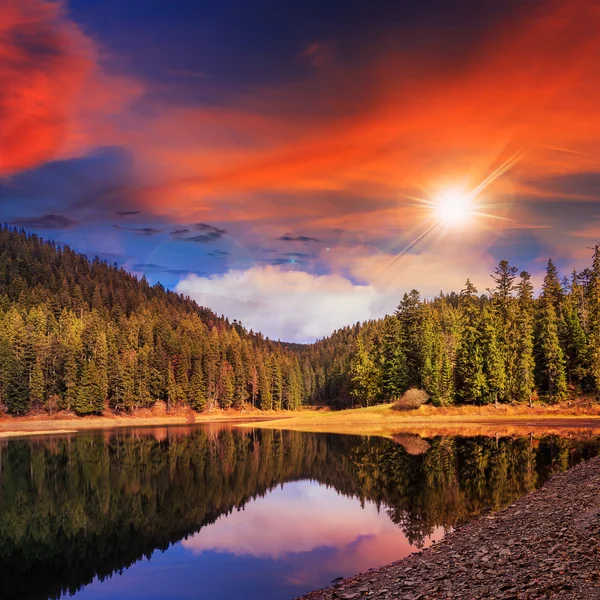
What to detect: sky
<box><xmin>2</xmin><ymin>0</ymin><xmax>600</xmax><ymax>341</ymax></box>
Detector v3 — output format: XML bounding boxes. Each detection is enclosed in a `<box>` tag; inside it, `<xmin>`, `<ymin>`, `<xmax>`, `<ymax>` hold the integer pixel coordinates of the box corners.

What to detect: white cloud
<box><xmin>176</xmin><ymin>241</ymin><xmax>498</xmax><ymax>342</ymax></box>
<box><xmin>176</xmin><ymin>265</ymin><xmax>380</xmax><ymax>342</ymax></box>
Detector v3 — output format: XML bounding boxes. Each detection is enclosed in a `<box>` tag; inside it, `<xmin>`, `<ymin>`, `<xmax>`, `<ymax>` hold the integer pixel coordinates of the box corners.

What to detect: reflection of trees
<box><xmin>350</xmin><ymin>434</ymin><xmax>600</xmax><ymax>547</ymax></box>
<box><xmin>1</xmin><ymin>430</ymin><xmax>600</xmax><ymax>599</ymax></box>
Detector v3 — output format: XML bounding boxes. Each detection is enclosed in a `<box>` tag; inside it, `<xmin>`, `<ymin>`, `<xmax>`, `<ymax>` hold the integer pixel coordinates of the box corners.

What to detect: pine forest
<box><xmin>1</xmin><ymin>226</ymin><xmax>600</xmax><ymax>416</ymax></box>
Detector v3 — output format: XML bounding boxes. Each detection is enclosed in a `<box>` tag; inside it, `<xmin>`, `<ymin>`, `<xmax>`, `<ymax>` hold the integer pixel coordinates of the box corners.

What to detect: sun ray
<box><xmin>468</xmin><ymin>149</ymin><xmax>525</xmax><ymax>200</ymax></box>
<box><xmin>471</xmin><ymin>211</ymin><xmax>514</xmax><ymax>222</ymax></box>
<box><xmin>374</xmin><ymin>219</ymin><xmax>441</xmax><ymax>279</ymax></box>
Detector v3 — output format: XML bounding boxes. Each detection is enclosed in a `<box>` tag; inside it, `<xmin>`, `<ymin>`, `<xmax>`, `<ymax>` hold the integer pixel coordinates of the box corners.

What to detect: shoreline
<box><xmin>0</xmin><ymin>407</ymin><xmax>286</xmax><ymax>439</ymax></box>
<box><xmin>299</xmin><ymin>456</ymin><xmax>600</xmax><ymax>600</ymax></box>
<box><xmin>2</xmin><ymin>403</ymin><xmax>600</xmax><ymax>440</ymax></box>
<box><xmin>237</xmin><ymin>403</ymin><xmax>600</xmax><ymax>438</ymax></box>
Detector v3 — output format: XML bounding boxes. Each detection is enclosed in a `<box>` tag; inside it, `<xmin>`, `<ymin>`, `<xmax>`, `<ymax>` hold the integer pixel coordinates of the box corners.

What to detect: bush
<box><xmin>393</xmin><ymin>388</ymin><xmax>429</xmax><ymax>411</ymax></box>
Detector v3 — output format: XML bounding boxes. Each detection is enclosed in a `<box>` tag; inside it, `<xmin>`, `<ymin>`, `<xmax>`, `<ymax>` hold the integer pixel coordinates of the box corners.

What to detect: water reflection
<box><xmin>0</xmin><ymin>426</ymin><xmax>599</xmax><ymax>600</ymax></box>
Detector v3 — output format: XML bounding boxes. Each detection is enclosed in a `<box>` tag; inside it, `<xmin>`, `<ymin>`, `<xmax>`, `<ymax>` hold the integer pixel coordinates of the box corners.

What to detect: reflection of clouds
<box><xmin>182</xmin><ymin>480</ymin><xmax>443</xmax><ymax>568</ymax></box>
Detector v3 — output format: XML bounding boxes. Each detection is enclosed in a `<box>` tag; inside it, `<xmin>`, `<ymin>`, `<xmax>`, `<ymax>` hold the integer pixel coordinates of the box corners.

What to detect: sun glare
<box><xmin>434</xmin><ymin>190</ymin><xmax>473</xmax><ymax>226</ymax></box>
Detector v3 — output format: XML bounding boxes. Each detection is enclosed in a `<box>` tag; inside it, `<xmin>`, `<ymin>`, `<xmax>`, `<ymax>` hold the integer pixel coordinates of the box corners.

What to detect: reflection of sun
<box><xmin>434</xmin><ymin>190</ymin><xmax>473</xmax><ymax>227</ymax></box>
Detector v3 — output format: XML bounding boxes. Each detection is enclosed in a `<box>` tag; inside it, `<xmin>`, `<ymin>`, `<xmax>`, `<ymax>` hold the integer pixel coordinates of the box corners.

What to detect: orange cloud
<box><xmin>120</xmin><ymin>0</ymin><xmax>600</xmax><ymax>236</ymax></box>
<box><xmin>0</xmin><ymin>0</ymin><xmax>140</xmax><ymax>175</ymax></box>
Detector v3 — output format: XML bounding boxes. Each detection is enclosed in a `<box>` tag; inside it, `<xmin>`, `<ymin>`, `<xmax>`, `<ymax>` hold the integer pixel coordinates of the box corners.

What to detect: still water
<box><xmin>1</xmin><ymin>425</ymin><xmax>599</xmax><ymax>600</ymax></box>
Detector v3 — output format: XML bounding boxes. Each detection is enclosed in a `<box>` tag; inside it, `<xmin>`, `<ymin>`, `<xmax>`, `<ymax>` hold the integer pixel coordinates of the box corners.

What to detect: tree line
<box><xmin>349</xmin><ymin>250</ymin><xmax>600</xmax><ymax>406</ymax></box>
<box><xmin>3</xmin><ymin>226</ymin><xmax>600</xmax><ymax>414</ymax></box>
<box><xmin>0</xmin><ymin>227</ymin><xmax>344</xmax><ymax>415</ymax></box>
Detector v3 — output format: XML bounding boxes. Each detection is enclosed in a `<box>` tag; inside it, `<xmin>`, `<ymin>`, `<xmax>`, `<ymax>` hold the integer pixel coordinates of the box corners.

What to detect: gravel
<box><xmin>299</xmin><ymin>456</ymin><xmax>600</xmax><ymax>600</ymax></box>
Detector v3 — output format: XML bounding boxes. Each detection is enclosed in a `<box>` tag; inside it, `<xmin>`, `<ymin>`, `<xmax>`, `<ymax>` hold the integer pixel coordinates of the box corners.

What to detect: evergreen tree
<box><xmin>587</xmin><ymin>245</ymin><xmax>600</xmax><ymax>396</ymax></box>
<box><xmin>480</xmin><ymin>306</ymin><xmax>506</xmax><ymax>407</ymax></box>
<box><xmin>29</xmin><ymin>358</ymin><xmax>45</xmax><ymax>409</ymax></box>
<box><xmin>456</xmin><ymin>280</ymin><xmax>486</xmax><ymax>403</ymax></box>
<box><xmin>490</xmin><ymin>259</ymin><xmax>518</xmax><ymax>327</ymax></box>
<box><xmin>189</xmin><ymin>361</ymin><xmax>207</xmax><ymax>411</ymax></box>
<box><xmin>380</xmin><ymin>315</ymin><xmax>405</xmax><ymax>400</ymax></box>
<box><xmin>537</xmin><ymin>299</ymin><xmax>567</xmax><ymax>402</ymax></box>
<box><xmin>395</xmin><ymin>290</ymin><xmax>423</xmax><ymax>388</ymax></box>
<box><xmin>349</xmin><ymin>337</ymin><xmax>380</xmax><ymax>406</ymax></box>
<box><xmin>514</xmin><ymin>272</ymin><xmax>536</xmax><ymax>406</ymax></box>
<box><xmin>75</xmin><ymin>360</ymin><xmax>103</xmax><ymax>415</ymax></box>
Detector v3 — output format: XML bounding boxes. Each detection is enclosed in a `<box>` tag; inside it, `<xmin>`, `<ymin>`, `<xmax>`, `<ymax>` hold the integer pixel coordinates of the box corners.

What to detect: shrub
<box><xmin>393</xmin><ymin>388</ymin><xmax>429</xmax><ymax>411</ymax></box>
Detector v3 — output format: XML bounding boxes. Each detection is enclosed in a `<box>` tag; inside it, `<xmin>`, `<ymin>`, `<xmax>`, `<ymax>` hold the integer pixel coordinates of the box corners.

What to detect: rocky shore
<box><xmin>300</xmin><ymin>457</ymin><xmax>600</xmax><ymax>600</ymax></box>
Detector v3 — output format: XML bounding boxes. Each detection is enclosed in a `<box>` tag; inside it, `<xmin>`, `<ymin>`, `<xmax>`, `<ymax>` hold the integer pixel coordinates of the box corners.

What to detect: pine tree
<box><xmin>587</xmin><ymin>245</ymin><xmax>600</xmax><ymax>396</ymax></box>
<box><xmin>75</xmin><ymin>360</ymin><xmax>103</xmax><ymax>415</ymax></box>
<box><xmin>219</xmin><ymin>361</ymin><xmax>235</xmax><ymax>409</ymax></box>
<box><xmin>380</xmin><ymin>315</ymin><xmax>405</xmax><ymax>400</ymax></box>
<box><xmin>349</xmin><ymin>337</ymin><xmax>380</xmax><ymax>407</ymax></box>
<box><xmin>29</xmin><ymin>359</ymin><xmax>45</xmax><ymax>409</ymax></box>
<box><xmin>456</xmin><ymin>280</ymin><xmax>486</xmax><ymax>403</ymax></box>
<box><xmin>166</xmin><ymin>361</ymin><xmax>177</xmax><ymax>412</ymax></box>
<box><xmin>419</xmin><ymin>305</ymin><xmax>441</xmax><ymax>404</ymax></box>
<box><xmin>542</xmin><ymin>258</ymin><xmax>564</xmax><ymax>311</ymax></box>
<box><xmin>395</xmin><ymin>290</ymin><xmax>423</xmax><ymax>388</ymax></box>
<box><xmin>536</xmin><ymin>260</ymin><xmax>568</xmax><ymax>402</ymax></box>
<box><xmin>189</xmin><ymin>361</ymin><xmax>207</xmax><ymax>412</ymax></box>
<box><xmin>537</xmin><ymin>299</ymin><xmax>567</xmax><ymax>402</ymax></box>
<box><xmin>258</xmin><ymin>355</ymin><xmax>273</xmax><ymax>410</ymax></box>
<box><xmin>563</xmin><ymin>273</ymin><xmax>587</xmax><ymax>386</ymax></box>
<box><xmin>480</xmin><ymin>306</ymin><xmax>506</xmax><ymax>407</ymax></box>
<box><xmin>514</xmin><ymin>272</ymin><xmax>536</xmax><ymax>406</ymax></box>
<box><xmin>490</xmin><ymin>260</ymin><xmax>518</xmax><ymax>327</ymax></box>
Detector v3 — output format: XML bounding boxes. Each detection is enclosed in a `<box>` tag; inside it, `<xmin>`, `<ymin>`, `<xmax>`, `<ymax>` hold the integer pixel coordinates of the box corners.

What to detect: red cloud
<box><xmin>0</xmin><ymin>0</ymin><xmax>140</xmax><ymax>175</ymax></box>
<box><xmin>123</xmin><ymin>0</ymin><xmax>600</xmax><ymax>233</ymax></box>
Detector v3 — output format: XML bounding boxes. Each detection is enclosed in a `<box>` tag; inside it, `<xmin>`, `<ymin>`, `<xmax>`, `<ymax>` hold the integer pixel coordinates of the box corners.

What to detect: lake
<box><xmin>1</xmin><ymin>425</ymin><xmax>599</xmax><ymax>600</ymax></box>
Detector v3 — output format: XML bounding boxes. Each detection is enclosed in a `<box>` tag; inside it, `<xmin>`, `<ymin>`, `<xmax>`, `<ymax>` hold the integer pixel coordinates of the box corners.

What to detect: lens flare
<box><xmin>434</xmin><ymin>190</ymin><xmax>473</xmax><ymax>226</ymax></box>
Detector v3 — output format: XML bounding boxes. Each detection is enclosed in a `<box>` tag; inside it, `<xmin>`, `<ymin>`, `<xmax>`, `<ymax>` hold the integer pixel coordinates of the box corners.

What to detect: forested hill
<box><xmin>0</xmin><ymin>227</ymin><xmax>355</xmax><ymax>415</ymax></box>
<box><xmin>349</xmin><ymin>251</ymin><xmax>600</xmax><ymax>407</ymax></box>
<box><xmin>2</xmin><ymin>226</ymin><xmax>600</xmax><ymax>417</ymax></box>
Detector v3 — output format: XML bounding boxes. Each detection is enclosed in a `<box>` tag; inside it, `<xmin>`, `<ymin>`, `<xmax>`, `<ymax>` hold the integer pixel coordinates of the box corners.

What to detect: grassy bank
<box><xmin>238</xmin><ymin>401</ymin><xmax>600</xmax><ymax>438</ymax></box>
<box><xmin>0</xmin><ymin>403</ymin><xmax>285</xmax><ymax>439</ymax></box>
<box><xmin>3</xmin><ymin>400</ymin><xmax>600</xmax><ymax>440</ymax></box>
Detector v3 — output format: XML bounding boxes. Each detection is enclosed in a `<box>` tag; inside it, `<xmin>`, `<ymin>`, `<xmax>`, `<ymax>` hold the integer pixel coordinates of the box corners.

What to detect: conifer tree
<box><xmin>164</xmin><ymin>361</ymin><xmax>177</xmax><ymax>411</ymax></box>
<box><xmin>537</xmin><ymin>260</ymin><xmax>568</xmax><ymax>402</ymax></box>
<box><xmin>189</xmin><ymin>361</ymin><xmax>207</xmax><ymax>411</ymax></box>
<box><xmin>563</xmin><ymin>272</ymin><xmax>587</xmax><ymax>386</ymax></box>
<box><xmin>29</xmin><ymin>359</ymin><xmax>45</xmax><ymax>409</ymax></box>
<box><xmin>490</xmin><ymin>259</ymin><xmax>518</xmax><ymax>327</ymax></box>
<box><xmin>349</xmin><ymin>337</ymin><xmax>380</xmax><ymax>407</ymax></box>
<box><xmin>537</xmin><ymin>299</ymin><xmax>567</xmax><ymax>402</ymax></box>
<box><xmin>587</xmin><ymin>245</ymin><xmax>600</xmax><ymax>396</ymax></box>
<box><xmin>480</xmin><ymin>305</ymin><xmax>506</xmax><ymax>407</ymax></box>
<box><xmin>380</xmin><ymin>315</ymin><xmax>405</xmax><ymax>400</ymax></box>
<box><xmin>395</xmin><ymin>290</ymin><xmax>423</xmax><ymax>388</ymax></box>
<box><xmin>514</xmin><ymin>272</ymin><xmax>536</xmax><ymax>406</ymax></box>
<box><xmin>456</xmin><ymin>280</ymin><xmax>486</xmax><ymax>403</ymax></box>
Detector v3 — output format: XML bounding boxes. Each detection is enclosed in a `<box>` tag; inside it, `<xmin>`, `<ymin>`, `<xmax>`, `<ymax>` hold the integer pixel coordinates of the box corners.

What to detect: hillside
<box><xmin>3</xmin><ymin>226</ymin><xmax>600</xmax><ymax>419</ymax></box>
<box><xmin>0</xmin><ymin>227</ymin><xmax>356</xmax><ymax>416</ymax></box>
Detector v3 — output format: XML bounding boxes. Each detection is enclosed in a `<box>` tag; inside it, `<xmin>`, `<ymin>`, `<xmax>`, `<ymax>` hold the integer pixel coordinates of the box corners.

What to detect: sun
<box><xmin>434</xmin><ymin>190</ymin><xmax>473</xmax><ymax>226</ymax></box>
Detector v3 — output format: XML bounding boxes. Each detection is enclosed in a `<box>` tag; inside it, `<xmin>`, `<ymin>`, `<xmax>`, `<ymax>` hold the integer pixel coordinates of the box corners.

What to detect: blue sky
<box><xmin>2</xmin><ymin>0</ymin><xmax>600</xmax><ymax>340</ymax></box>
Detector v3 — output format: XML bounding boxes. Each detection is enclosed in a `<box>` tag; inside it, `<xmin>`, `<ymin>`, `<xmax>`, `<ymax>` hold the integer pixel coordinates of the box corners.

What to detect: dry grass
<box><xmin>0</xmin><ymin>403</ymin><xmax>286</xmax><ymax>439</ymax></box>
<box><xmin>3</xmin><ymin>398</ymin><xmax>600</xmax><ymax>441</ymax></box>
<box><xmin>236</xmin><ymin>399</ymin><xmax>600</xmax><ymax>439</ymax></box>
